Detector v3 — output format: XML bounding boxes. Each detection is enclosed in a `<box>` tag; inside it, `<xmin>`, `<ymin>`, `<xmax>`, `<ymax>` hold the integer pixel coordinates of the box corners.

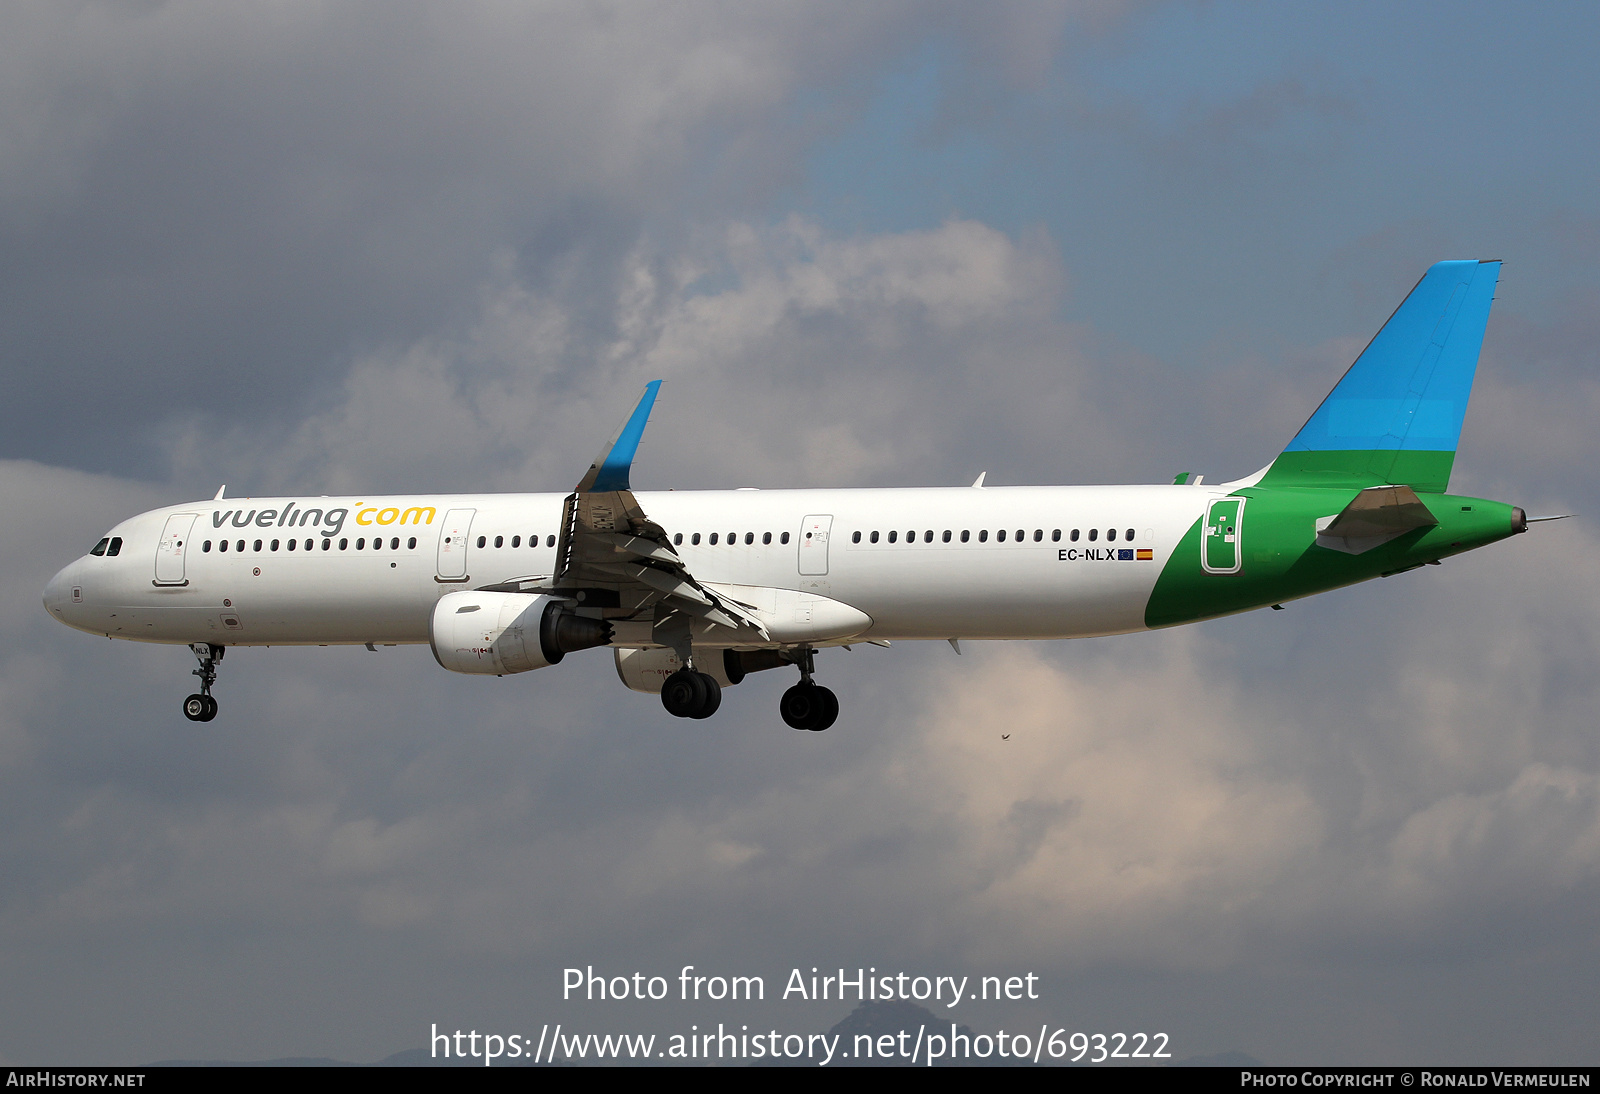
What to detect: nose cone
<box><xmin>43</xmin><ymin>563</ymin><xmax>80</xmax><ymax>623</ymax></box>
<box><xmin>43</xmin><ymin>569</ymin><xmax>71</xmax><ymax>620</ymax></box>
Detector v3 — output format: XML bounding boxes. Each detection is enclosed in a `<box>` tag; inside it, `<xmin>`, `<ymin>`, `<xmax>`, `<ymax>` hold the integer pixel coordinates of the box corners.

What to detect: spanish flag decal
<box><xmin>1136</xmin><ymin>549</ymin><xmax>1153</xmax><ymax>560</ymax></box>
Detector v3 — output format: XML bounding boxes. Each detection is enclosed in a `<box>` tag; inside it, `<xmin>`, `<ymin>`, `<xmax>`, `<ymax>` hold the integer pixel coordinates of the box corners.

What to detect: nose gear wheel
<box><xmin>183</xmin><ymin>643</ymin><xmax>224</xmax><ymax>721</ymax></box>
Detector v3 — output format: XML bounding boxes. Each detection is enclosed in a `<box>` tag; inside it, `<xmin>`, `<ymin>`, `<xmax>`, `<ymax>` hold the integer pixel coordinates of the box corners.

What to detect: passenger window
<box><xmin>852</xmin><ymin>531</ymin><xmax>861</xmax><ymax>544</ymax></box>
<box><xmin>870</xmin><ymin>531</ymin><xmax>879</xmax><ymax>543</ymax></box>
<box><xmin>1126</xmin><ymin>528</ymin><xmax>1135</xmax><ymax>541</ymax></box>
<box><xmin>203</xmin><ymin>541</ymin><xmax>213</xmax><ymax>553</ymax></box>
<box><xmin>390</xmin><ymin>538</ymin><xmax>399</xmax><ymax>550</ymax></box>
<box><xmin>90</xmin><ymin>538</ymin><xmax>109</xmax><ymax>556</ymax></box>
<box><xmin>960</xmin><ymin>530</ymin><xmax>970</xmax><ymax>543</ymax></box>
<box><xmin>1015</xmin><ymin>529</ymin><xmax>1024</xmax><ymax>542</ymax></box>
<box><xmin>673</xmin><ymin>533</ymin><xmax>683</xmax><ymax>545</ymax></box>
<box><xmin>997</xmin><ymin>529</ymin><xmax>1007</xmax><ymax>543</ymax></box>
<box><xmin>108</xmin><ymin>537</ymin><xmax>123</xmax><ymax>556</ymax></box>
<box><xmin>780</xmin><ymin>532</ymin><xmax>790</xmax><ymax>544</ymax></box>
<box><xmin>924</xmin><ymin>530</ymin><xmax>933</xmax><ymax>543</ymax></box>
<box><xmin>271</xmin><ymin>539</ymin><xmax>280</xmax><ymax>551</ymax></box>
<box><xmin>407</xmin><ymin>537</ymin><xmax>416</xmax><ymax>549</ymax></box>
<box><xmin>691</xmin><ymin>533</ymin><xmax>701</xmax><ymax>545</ymax></box>
<box><xmin>546</xmin><ymin>535</ymin><xmax>555</xmax><ymax>548</ymax></box>
<box><xmin>253</xmin><ymin>539</ymin><xmax>262</xmax><ymax>552</ymax></box>
<box><xmin>1089</xmin><ymin>529</ymin><xmax>1098</xmax><ymax>541</ymax></box>
<box><xmin>745</xmin><ymin>532</ymin><xmax>754</xmax><ymax>545</ymax></box>
<box><xmin>942</xmin><ymin>530</ymin><xmax>951</xmax><ymax>543</ymax></box>
<box><xmin>476</xmin><ymin>536</ymin><xmax>486</xmax><ymax>548</ymax></box>
<box><xmin>979</xmin><ymin>529</ymin><xmax>988</xmax><ymax>542</ymax></box>
<box><xmin>709</xmin><ymin>533</ymin><xmax>719</xmax><ymax>545</ymax></box>
<box><xmin>219</xmin><ymin>540</ymin><xmax>229</xmax><ymax>553</ymax></box>
<box><xmin>763</xmin><ymin>532</ymin><xmax>772</xmax><ymax>545</ymax></box>
<box><xmin>494</xmin><ymin>536</ymin><xmax>503</xmax><ymax>548</ymax></box>
<box><xmin>339</xmin><ymin>538</ymin><xmax>349</xmax><ymax>550</ymax></box>
<box><xmin>321</xmin><ymin>539</ymin><xmax>331</xmax><ymax>551</ymax></box>
<box><xmin>236</xmin><ymin>540</ymin><xmax>245</xmax><ymax>552</ymax></box>
<box><xmin>1071</xmin><ymin>529</ymin><xmax>1080</xmax><ymax>542</ymax></box>
<box><xmin>512</xmin><ymin>535</ymin><xmax>521</xmax><ymax>548</ymax></box>
<box><xmin>888</xmin><ymin>531</ymin><xmax>898</xmax><ymax>544</ymax></box>
<box><xmin>1107</xmin><ymin>528</ymin><xmax>1117</xmax><ymax>542</ymax></box>
<box><xmin>1033</xmin><ymin>529</ymin><xmax>1042</xmax><ymax>542</ymax></box>
<box><xmin>1051</xmin><ymin>529</ymin><xmax>1061</xmax><ymax>542</ymax></box>
<box><xmin>357</xmin><ymin>538</ymin><xmax>366</xmax><ymax>550</ymax></box>
<box><xmin>728</xmin><ymin>532</ymin><xmax>735</xmax><ymax>544</ymax></box>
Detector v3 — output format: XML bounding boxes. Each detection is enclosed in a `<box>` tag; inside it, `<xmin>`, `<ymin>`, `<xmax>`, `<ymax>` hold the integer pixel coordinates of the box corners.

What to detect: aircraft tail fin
<box><xmin>1260</xmin><ymin>260</ymin><xmax>1501</xmax><ymax>493</ymax></box>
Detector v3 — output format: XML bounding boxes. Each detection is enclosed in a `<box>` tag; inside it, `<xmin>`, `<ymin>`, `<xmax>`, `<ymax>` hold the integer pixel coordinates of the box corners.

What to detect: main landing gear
<box><xmin>780</xmin><ymin>647</ymin><xmax>837</xmax><ymax>732</ymax></box>
<box><xmin>183</xmin><ymin>642</ymin><xmax>223</xmax><ymax>722</ymax></box>
<box><xmin>661</xmin><ymin>667</ymin><xmax>722</xmax><ymax>720</ymax></box>
<box><xmin>658</xmin><ymin>647</ymin><xmax>838</xmax><ymax>731</ymax></box>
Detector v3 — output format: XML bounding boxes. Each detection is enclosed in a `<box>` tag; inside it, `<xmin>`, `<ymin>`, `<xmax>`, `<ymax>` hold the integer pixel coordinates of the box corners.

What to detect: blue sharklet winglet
<box><xmin>577</xmin><ymin>380</ymin><xmax>662</xmax><ymax>493</ymax></box>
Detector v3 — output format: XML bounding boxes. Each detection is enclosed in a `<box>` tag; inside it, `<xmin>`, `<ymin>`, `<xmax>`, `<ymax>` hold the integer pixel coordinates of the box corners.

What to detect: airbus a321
<box><xmin>44</xmin><ymin>261</ymin><xmax>1551</xmax><ymax>731</ymax></box>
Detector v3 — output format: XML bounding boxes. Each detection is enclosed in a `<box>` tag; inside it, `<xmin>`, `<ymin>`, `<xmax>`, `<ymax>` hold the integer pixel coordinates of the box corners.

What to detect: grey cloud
<box><xmin>0</xmin><ymin>2</ymin><xmax>1132</xmax><ymax>478</ymax></box>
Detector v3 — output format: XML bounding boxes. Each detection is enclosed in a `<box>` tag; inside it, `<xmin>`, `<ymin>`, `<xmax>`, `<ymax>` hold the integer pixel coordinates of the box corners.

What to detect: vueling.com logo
<box><xmin>210</xmin><ymin>503</ymin><xmax>437</xmax><ymax>539</ymax></box>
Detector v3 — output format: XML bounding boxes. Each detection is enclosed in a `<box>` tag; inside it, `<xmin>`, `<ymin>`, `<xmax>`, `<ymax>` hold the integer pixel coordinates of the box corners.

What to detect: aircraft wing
<box><xmin>510</xmin><ymin>381</ymin><xmax>769</xmax><ymax>640</ymax></box>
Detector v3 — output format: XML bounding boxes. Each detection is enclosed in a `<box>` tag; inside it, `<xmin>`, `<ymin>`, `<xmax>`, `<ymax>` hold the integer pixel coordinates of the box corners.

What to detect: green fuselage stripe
<box><xmin>1144</xmin><ymin>487</ymin><xmax>1518</xmax><ymax>628</ymax></box>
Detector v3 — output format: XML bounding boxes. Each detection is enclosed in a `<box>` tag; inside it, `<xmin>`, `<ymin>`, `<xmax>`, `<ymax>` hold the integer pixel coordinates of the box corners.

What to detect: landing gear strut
<box><xmin>183</xmin><ymin>643</ymin><xmax>223</xmax><ymax>722</ymax></box>
<box><xmin>661</xmin><ymin>667</ymin><xmax>722</xmax><ymax>720</ymax></box>
<box><xmin>780</xmin><ymin>647</ymin><xmax>837</xmax><ymax>732</ymax></box>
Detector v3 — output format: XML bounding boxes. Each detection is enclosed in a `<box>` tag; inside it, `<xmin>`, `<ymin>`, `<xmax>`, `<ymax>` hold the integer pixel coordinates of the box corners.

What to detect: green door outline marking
<box><xmin>1202</xmin><ymin>497</ymin><xmax>1245</xmax><ymax>574</ymax></box>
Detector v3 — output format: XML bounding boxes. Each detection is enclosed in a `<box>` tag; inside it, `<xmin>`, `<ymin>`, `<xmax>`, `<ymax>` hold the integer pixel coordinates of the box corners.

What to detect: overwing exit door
<box><xmin>797</xmin><ymin>514</ymin><xmax>833</xmax><ymax>576</ymax></box>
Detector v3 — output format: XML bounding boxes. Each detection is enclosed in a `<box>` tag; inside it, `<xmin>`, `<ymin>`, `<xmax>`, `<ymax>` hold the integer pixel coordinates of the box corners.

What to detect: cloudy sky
<box><xmin>5</xmin><ymin>0</ymin><xmax>1600</xmax><ymax>1066</ymax></box>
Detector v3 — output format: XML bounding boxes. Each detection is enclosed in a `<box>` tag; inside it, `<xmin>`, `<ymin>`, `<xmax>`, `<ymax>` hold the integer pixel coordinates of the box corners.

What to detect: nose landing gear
<box><xmin>779</xmin><ymin>647</ymin><xmax>837</xmax><ymax>732</ymax></box>
<box><xmin>183</xmin><ymin>643</ymin><xmax>223</xmax><ymax>722</ymax></box>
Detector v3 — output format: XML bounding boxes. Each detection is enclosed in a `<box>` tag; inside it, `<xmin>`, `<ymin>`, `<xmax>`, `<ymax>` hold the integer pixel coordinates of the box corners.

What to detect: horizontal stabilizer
<box><xmin>1315</xmin><ymin>485</ymin><xmax>1438</xmax><ymax>555</ymax></box>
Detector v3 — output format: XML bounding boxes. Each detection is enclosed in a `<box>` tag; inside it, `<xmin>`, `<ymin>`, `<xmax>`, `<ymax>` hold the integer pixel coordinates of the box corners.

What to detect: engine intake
<box><xmin>430</xmin><ymin>591</ymin><xmax>611</xmax><ymax>675</ymax></box>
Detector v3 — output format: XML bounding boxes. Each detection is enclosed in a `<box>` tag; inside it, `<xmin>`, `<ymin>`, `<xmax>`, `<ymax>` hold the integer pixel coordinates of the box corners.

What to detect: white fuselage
<box><xmin>43</xmin><ymin>485</ymin><xmax>1218</xmax><ymax>647</ymax></box>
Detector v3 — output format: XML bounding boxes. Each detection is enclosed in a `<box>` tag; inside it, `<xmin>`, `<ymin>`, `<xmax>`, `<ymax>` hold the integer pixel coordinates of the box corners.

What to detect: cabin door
<box><xmin>154</xmin><ymin>513</ymin><xmax>198</xmax><ymax>586</ymax></box>
<box><xmin>436</xmin><ymin>508</ymin><xmax>476</xmax><ymax>581</ymax></box>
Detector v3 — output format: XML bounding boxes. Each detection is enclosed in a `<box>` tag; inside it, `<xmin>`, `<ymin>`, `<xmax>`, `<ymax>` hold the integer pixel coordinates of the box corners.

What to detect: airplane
<box><xmin>43</xmin><ymin>260</ymin><xmax>1552</xmax><ymax>731</ymax></box>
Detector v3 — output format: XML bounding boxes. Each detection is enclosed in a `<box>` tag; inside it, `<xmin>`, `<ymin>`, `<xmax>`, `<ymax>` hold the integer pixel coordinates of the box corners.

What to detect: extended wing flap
<box><xmin>592</xmin><ymin>531</ymin><xmax>681</xmax><ymax>564</ymax></box>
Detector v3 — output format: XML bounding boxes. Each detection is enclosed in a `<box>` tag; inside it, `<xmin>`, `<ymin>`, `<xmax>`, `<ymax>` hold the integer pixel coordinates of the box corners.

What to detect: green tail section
<box><xmin>1144</xmin><ymin>488</ymin><xmax>1521</xmax><ymax>629</ymax></box>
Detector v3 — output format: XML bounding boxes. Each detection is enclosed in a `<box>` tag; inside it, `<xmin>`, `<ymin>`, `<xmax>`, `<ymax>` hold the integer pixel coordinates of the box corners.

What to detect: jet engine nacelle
<box><xmin>430</xmin><ymin>591</ymin><xmax>611</xmax><ymax>676</ymax></box>
<box><xmin>614</xmin><ymin>646</ymin><xmax>790</xmax><ymax>693</ymax></box>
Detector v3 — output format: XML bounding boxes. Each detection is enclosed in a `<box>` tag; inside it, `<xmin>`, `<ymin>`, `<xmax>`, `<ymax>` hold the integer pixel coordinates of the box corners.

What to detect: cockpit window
<box><xmin>90</xmin><ymin>538</ymin><xmax>109</xmax><ymax>556</ymax></box>
<box><xmin>107</xmin><ymin>537</ymin><xmax>122</xmax><ymax>556</ymax></box>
